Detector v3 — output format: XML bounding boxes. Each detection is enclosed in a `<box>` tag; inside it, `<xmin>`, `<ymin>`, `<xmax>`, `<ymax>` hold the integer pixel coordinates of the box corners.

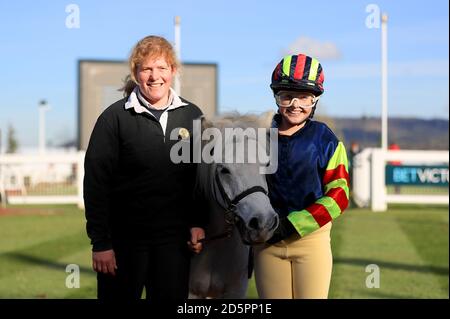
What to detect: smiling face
<box><xmin>136</xmin><ymin>56</ymin><xmax>176</xmax><ymax>108</ymax></box>
<box><xmin>276</xmin><ymin>90</ymin><xmax>316</xmax><ymax>133</ymax></box>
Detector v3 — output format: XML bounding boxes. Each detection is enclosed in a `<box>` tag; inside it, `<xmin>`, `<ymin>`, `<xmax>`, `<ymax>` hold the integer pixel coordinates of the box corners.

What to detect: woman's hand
<box><xmin>188</xmin><ymin>227</ymin><xmax>205</xmax><ymax>254</ymax></box>
<box><xmin>92</xmin><ymin>249</ymin><xmax>117</xmax><ymax>276</ymax></box>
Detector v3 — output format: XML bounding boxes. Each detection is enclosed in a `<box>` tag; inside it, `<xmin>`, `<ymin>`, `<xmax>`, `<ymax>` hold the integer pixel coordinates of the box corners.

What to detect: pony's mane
<box><xmin>194</xmin><ymin>110</ymin><xmax>275</xmax><ymax>201</ymax></box>
<box><xmin>203</xmin><ymin>111</ymin><xmax>274</xmax><ymax>130</ymax></box>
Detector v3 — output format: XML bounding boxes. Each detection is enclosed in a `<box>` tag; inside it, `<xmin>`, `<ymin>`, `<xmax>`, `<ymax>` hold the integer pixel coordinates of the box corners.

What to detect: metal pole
<box><xmin>38</xmin><ymin>100</ymin><xmax>50</xmax><ymax>155</ymax></box>
<box><xmin>174</xmin><ymin>16</ymin><xmax>181</xmax><ymax>95</ymax></box>
<box><xmin>381</xmin><ymin>13</ymin><xmax>388</xmax><ymax>150</ymax></box>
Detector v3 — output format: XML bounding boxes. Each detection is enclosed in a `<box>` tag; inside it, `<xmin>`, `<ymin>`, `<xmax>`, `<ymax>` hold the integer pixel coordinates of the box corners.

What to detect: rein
<box><xmin>198</xmin><ymin>169</ymin><xmax>267</xmax><ymax>244</ymax></box>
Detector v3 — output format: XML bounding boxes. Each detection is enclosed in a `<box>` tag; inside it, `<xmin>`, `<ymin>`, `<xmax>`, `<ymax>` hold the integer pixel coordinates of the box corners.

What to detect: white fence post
<box><xmin>371</xmin><ymin>149</ymin><xmax>387</xmax><ymax>212</ymax></box>
<box><xmin>77</xmin><ymin>151</ymin><xmax>85</xmax><ymax>210</ymax></box>
<box><xmin>0</xmin><ymin>165</ymin><xmax>5</xmax><ymax>208</ymax></box>
<box><xmin>352</xmin><ymin>148</ymin><xmax>373</xmax><ymax>208</ymax></box>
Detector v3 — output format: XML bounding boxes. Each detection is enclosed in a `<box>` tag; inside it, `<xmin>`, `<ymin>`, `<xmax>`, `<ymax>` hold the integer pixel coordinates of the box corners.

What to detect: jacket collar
<box><xmin>271</xmin><ymin>112</ymin><xmax>311</xmax><ymax>137</ymax></box>
<box><xmin>124</xmin><ymin>86</ymin><xmax>188</xmax><ymax>114</ymax></box>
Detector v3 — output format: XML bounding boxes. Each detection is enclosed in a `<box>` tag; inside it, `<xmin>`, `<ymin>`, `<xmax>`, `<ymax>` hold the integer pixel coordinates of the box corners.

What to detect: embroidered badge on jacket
<box><xmin>178</xmin><ymin>128</ymin><xmax>190</xmax><ymax>140</ymax></box>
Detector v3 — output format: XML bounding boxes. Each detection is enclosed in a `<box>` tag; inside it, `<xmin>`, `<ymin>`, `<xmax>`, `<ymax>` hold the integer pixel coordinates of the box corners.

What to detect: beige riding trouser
<box><xmin>253</xmin><ymin>222</ymin><xmax>332</xmax><ymax>299</ymax></box>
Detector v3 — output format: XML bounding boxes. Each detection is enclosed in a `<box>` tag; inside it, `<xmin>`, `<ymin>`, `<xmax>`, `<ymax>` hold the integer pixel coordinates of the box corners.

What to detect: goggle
<box><xmin>275</xmin><ymin>92</ymin><xmax>319</xmax><ymax>109</ymax></box>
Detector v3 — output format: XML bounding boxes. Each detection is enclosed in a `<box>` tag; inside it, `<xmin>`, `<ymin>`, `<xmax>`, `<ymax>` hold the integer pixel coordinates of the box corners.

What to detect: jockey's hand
<box><xmin>267</xmin><ymin>217</ymin><xmax>298</xmax><ymax>245</ymax></box>
<box><xmin>92</xmin><ymin>249</ymin><xmax>117</xmax><ymax>276</ymax></box>
<box><xmin>188</xmin><ymin>227</ymin><xmax>205</xmax><ymax>254</ymax></box>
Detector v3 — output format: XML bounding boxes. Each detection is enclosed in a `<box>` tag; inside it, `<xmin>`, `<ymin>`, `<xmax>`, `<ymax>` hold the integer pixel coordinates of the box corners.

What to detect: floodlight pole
<box><xmin>38</xmin><ymin>100</ymin><xmax>50</xmax><ymax>155</ymax></box>
<box><xmin>174</xmin><ymin>16</ymin><xmax>181</xmax><ymax>95</ymax></box>
<box><xmin>381</xmin><ymin>13</ymin><xmax>388</xmax><ymax>150</ymax></box>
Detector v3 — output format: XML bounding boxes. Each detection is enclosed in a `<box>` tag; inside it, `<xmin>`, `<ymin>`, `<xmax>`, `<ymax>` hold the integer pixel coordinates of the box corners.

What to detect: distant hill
<box><xmin>317</xmin><ymin>116</ymin><xmax>449</xmax><ymax>150</ymax></box>
<box><xmin>58</xmin><ymin>116</ymin><xmax>448</xmax><ymax>151</ymax></box>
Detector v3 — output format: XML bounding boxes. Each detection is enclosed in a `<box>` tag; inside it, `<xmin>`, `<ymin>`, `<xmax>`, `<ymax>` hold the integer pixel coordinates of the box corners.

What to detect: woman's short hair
<box><xmin>129</xmin><ymin>35</ymin><xmax>179</xmax><ymax>83</ymax></box>
<box><xmin>121</xmin><ymin>35</ymin><xmax>179</xmax><ymax>96</ymax></box>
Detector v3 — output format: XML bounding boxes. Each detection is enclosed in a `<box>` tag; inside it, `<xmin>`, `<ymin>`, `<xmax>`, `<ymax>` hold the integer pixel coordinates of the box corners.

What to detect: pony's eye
<box><xmin>220</xmin><ymin>167</ymin><xmax>231</xmax><ymax>175</ymax></box>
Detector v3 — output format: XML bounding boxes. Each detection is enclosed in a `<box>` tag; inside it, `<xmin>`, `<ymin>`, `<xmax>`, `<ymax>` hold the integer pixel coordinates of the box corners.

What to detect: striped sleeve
<box><xmin>287</xmin><ymin>141</ymin><xmax>350</xmax><ymax>237</ymax></box>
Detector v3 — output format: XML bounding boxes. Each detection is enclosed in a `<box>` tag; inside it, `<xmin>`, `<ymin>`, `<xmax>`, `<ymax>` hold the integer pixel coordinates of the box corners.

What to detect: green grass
<box><xmin>0</xmin><ymin>204</ymin><xmax>448</xmax><ymax>298</ymax></box>
<box><xmin>0</xmin><ymin>205</ymin><xmax>95</xmax><ymax>298</ymax></box>
<box><xmin>327</xmin><ymin>205</ymin><xmax>448</xmax><ymax>298</ymax></box>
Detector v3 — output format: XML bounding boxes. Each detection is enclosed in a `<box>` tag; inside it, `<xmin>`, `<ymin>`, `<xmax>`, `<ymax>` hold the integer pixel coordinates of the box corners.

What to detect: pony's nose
<box><xmin>248</xmin><ymin>217</ymin><xmax>260</xmax><ymax>230</ymax></box>
<box><xmin>269</xmin><ymin>215</ymin><xmax>279</xmax><ymax>230</ymax></box>
<box><xmin>248</xmin><ymin>215</ymin><xmax>278</xmax><ymax>231</ymax></box>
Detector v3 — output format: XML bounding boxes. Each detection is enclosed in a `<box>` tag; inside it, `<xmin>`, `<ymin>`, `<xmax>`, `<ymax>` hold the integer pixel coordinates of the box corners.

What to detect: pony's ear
<box><xmin>201</xmin><ymin>116</ymin><xmax>214</xmax><ymax>131</ymax></box>
<box><xmin>258</xmin><ymin>110</ymin><xmax>275</xmax><ymax>129</ymax></box>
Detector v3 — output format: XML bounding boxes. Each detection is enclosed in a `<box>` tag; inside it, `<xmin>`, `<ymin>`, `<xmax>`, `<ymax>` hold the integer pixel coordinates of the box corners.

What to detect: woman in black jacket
<box><xmin>84</xmin><ymin>35</ymin><xmax>206</xmax><ymax>300</ymax></box>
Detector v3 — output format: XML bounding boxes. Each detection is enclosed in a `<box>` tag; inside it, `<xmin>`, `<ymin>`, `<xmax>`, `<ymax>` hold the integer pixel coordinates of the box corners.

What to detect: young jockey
<box><xmin>253</xmin><ymin>54</ymin><xmax>350</xmax><ymax>299</ymax></box>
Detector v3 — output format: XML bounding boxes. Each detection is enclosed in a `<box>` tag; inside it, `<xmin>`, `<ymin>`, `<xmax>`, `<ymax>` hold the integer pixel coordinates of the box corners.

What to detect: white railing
<box><xmin>2</xmin><ymin>149</ymin><xmax>448</xmax><ymax>212</ymax></box>
<box><xmin>0</xmin><ymin>152</ymin><xmax>85</xmax><ymax>209</ymax></box>
<box><xmin>352</xmin><ymin>149</ymin><xmax>449</xmax><ymax>212</ymax></box>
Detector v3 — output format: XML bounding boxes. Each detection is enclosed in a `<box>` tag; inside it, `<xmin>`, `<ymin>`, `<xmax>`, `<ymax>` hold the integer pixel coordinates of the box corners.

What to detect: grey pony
<box><xmin>188</xmin><ymin>112</ymin><xmax>279</xmax><ymax>299</ymax></box>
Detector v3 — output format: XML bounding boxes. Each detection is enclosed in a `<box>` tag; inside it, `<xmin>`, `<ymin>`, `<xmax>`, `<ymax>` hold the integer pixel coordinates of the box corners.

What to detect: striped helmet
<box><xmin>270</xmin><ymin>54</ymin><xmax>324</xmax><ymax>96</ymax></box>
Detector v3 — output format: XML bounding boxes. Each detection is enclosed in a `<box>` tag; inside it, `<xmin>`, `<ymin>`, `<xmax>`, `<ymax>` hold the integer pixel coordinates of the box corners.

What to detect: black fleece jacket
<box><xmin>84</xmin><ymin>96</ymin><xmax>207</xmax><ymax>251</ymax></box>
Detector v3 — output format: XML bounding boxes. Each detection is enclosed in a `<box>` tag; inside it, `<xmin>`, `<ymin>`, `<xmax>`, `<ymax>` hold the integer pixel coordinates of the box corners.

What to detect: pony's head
<box><xmin>197</xmin><ymin>112</ymin><xmax>279</xmax><ymax>244</ymax></box>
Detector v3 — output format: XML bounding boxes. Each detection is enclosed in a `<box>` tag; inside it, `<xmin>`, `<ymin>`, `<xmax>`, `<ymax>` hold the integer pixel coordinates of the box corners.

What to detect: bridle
<box><xmin>198</xmin><ymin>168</ymin><xmax>267</xmax><ymax>244</ymax></box>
